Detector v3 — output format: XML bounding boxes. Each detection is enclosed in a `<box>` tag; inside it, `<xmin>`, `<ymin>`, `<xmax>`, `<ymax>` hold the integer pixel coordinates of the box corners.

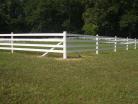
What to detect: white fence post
<box><xmin>114</xmin><ymin>36</ymin><xmax>117</xmax><ymax>52</ymax></box>
<box><xmin>63</xmin><ymin>31</ymin><xmax>67</xmax><ymax>59</ymax></box>
<box><xmin>11</xmin><ymin>32</ymin><xmax>14</xmax><ymax>53</ymax></box>
<box><xmin>126</xmin><ymin>37</ymin><xmax>128</xmax><ymax>51</ymax></box>
<box><xmin>134</xmin><ymin>38</ymin><xmax>136</xmax><ymax>49</ymax></box>
<box><xmin>96</xmin><ymin>34</ymin><xmax>99</xmax><ymax>55</ymax></box>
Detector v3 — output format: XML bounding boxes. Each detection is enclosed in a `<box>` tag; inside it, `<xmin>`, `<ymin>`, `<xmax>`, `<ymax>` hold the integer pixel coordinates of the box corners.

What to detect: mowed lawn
<box><xmin>0</xmin><ymin>50</ymin><xmax>138</xmax><ymax>104</ymax></box>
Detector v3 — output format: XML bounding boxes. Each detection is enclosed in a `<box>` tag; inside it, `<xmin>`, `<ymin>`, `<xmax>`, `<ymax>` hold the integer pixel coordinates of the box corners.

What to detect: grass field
<box><xmin>0</xmin><ymin>49</ymin><xmax>138</xmax><ymax>104</ymax></box>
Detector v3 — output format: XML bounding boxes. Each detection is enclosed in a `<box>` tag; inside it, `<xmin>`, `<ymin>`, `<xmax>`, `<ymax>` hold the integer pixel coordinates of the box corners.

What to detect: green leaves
<box><xmin>0</xmin><ymin>0</ymin><xmax>137</xmax><ymax>38</ymax></box>
<box><xmin>83</xmin><ymin>0</ymin><xmax>138</xmax><ymax>37</ymax></box>
<box><xmin>83</xmin><ymin>23</ymin><xmax>98</xmax><ymax>35</ymax></box>
<box><xmin>120</xmin><ymin>11</ymin><xmax>138</xmax><ymax>28</ymax></box>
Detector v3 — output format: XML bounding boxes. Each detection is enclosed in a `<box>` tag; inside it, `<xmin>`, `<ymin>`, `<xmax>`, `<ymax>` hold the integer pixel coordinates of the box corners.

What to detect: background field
<box><xmin>0</xmin><ymin>49</ymin><xmax>138</xmax><ymax>104</ymax></box>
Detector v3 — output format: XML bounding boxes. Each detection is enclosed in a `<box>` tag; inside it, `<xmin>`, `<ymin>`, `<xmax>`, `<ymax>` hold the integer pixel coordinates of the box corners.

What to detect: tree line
<box><xmin>0</xmin><ymin>0</ymin><xmax>137</xmax><ymax>38</ymax></box>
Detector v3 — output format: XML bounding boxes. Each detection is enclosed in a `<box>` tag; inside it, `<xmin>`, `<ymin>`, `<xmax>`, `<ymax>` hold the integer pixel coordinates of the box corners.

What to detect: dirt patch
<box><xmin>55</xmin><ymin>57</ymin><xmax>82</xmax><ymax>61</ymax></box>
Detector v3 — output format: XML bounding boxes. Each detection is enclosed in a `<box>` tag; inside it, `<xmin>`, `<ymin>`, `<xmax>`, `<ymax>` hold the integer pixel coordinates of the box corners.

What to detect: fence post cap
<box><xmin>63</xmin><ymin>31</ymin><xmax>67</xmax><ymax>34</ymax></box>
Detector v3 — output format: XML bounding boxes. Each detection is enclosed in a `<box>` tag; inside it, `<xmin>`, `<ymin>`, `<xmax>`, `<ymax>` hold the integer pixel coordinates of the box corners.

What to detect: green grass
<box><xmin>0</xmin><ymin>49</ymin><xmax>138</xmax><ymax>104</ymax></box>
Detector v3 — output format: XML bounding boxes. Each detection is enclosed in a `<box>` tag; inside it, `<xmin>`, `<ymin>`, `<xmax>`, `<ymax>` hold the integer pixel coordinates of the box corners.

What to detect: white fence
<box><xmin>0</xmin><ymin>32</ymin><xmax>137</xmax><ymax>59</ymax></box>
<box><xmin>67</xmin><ymin>34</ymin><xmax>137</xmax><ymax>55</ymax></box>
<box><xmin>0</xmin><ymin>32</ymin><xmax>67</xmax><ymax>59</ymax></box>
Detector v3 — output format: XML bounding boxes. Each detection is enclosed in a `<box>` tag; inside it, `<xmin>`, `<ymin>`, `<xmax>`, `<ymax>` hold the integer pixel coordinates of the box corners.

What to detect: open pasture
<box><xmin>0</xmin><ymin>49</ymin><xmax>138</xmax><ymax>104</ymax></box>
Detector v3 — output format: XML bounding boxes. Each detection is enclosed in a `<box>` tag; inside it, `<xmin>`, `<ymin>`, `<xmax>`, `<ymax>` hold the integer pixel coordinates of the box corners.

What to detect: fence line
<box><xmin>0</xmin><ymin>32</ymin><xmax>137</xmax><ymax>59</ymax></box>
<box><xmin>0</xmin><ymin>32</ymin><xmax>67</xmax><ymax>59</ymax></box>
<box><xmin>67</xmin><ymin>33</ymin><xmax>137</xmax><ymax>56</ymax></box>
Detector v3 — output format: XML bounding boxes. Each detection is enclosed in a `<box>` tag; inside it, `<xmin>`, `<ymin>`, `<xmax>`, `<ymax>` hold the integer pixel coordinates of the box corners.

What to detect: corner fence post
<box><xmin>63</xmin><ymin>31</ymin><xmax>67</xmax><ymax>59</ymax></box>
<box><xmin>126</xmin><ymin>37</ymin><xmax>128</xmax><ymax>51</ymax></box>
<box><xmin>134</xmin><ymin>38</ymin><xmax>136</xmax><ymax>49</ymax></box>
<box><xmin>11</xmin><ymin>32</ymin><xmax>14</xmax><ymax>53</ymax></box>
<box><xmin>114</xmin><ymin>36</ymin><xmax>117</xmax><ymax>52</ymax></box>
<box><xmin>96</xmin><ymin>34</ymin><xmax>99</xmax><ymax>55</ymax></box>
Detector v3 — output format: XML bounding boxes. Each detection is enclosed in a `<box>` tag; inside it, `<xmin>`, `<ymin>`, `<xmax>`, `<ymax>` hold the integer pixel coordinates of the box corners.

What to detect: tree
<box><xmin>0</xmin><ymin>0</ymin><xmax>137</xmax><ymax>38</ymax></box>
<box><xmin>0</xmin><ymin>0</ymin><xmax>26</xmax><ymax>33</ymax></box>
<box><xmin>0</xmin><ymin>0</ymin><xmax>10</xmax><ymax>33</ymax></box>
<box><xmin>24</xmin><ymin>0</ymin><xmax>84</xmax><ymax>33</ymax></box>
<box><xmin>83</xmin><ymin>0</ymin><xmax>138</xmax><ymax>37</ymax></box>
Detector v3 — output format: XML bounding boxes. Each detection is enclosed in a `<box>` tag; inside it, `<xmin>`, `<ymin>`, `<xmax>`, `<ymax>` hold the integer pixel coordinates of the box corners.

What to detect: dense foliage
<box><xmin>0</xmin><ymin>0</ymin><xmax>137</xmax><ymax>37</ymax></box>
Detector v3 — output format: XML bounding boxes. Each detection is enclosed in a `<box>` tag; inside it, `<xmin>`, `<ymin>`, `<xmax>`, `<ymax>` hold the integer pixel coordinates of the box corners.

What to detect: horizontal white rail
<box><xmin>0</xmin><ymin>47</ymin><xmax>63</xmax><ymax>53</ymax></box>
<box><xmin>67</xmin><ymin>49</ymin><xmax>96</xmax><ymax>53</ymax></box>
<box><xmin>0</xmin><ymin>43</ymin><xmax>63</xmax><ymax>48</ymax></box>
<box><xmin>0</xmin><ymin>38</ymin><xmax>63</xmax><ymax>42</ymax></box>
<box><xmin>99</xmin><ymin>38</ymin><xmax>115</xmax><ymax>40</ymax></box>
<box><xmin>67</xmin><ymin>45</ymin><xmax>96</xmax><ymax>48</ymax></box>
<box><xmin>103</xmin><ymin>42</ymin><xmax>115</xmax><ymax>44</ymax></box>
<box><xmin>120</xmin><ymin>42</ymin><xmax>135</xmax><ymax>44</ymax></box>
<box><xmin>0</xmin><ymin>33</ymin><xmax>64</xmax><ymax>37</ymax></box>
<box><xmin>98</xmin><ymin>48</ymin><xmax>113</xmax><ymax>51</ymax></box>
<box><xmin>67</xmin><ymin>34</ymin><xmax>95</xmax><ymax>37</ymax></box>
<box><xmin>67</xmin><ymin>39</ymin><xmax>96</xmax><ymax>42</ymax></box>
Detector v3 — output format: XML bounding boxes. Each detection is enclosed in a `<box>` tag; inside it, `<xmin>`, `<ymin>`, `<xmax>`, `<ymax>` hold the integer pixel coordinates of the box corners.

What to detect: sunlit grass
<box><xmin>0</xmin><ymin>49</ymin><xmax>138</xmax><ymax>104</ymax></box>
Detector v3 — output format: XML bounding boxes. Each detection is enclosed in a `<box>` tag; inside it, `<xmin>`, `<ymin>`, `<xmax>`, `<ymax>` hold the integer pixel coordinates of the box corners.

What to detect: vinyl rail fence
<box><xmin>0</xmin><ymin>32</ymin><xmax>137</xmax><ymax>59</ymax></box>
<box><xmin>0</xmin><ymin>31</ymin><xmax>67</xmax><ymax>59</ymax></box>
<box><xmin>67</xmin><ymin>34</ymin><xmax>137</xmax><ymax>55</ymax></box>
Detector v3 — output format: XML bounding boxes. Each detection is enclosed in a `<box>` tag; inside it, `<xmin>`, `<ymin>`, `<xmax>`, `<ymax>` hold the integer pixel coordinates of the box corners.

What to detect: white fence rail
<box><xmin>0</xmin><ymin>32</ymin><xmax>137</xmax><ymax>59</ymax></box>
